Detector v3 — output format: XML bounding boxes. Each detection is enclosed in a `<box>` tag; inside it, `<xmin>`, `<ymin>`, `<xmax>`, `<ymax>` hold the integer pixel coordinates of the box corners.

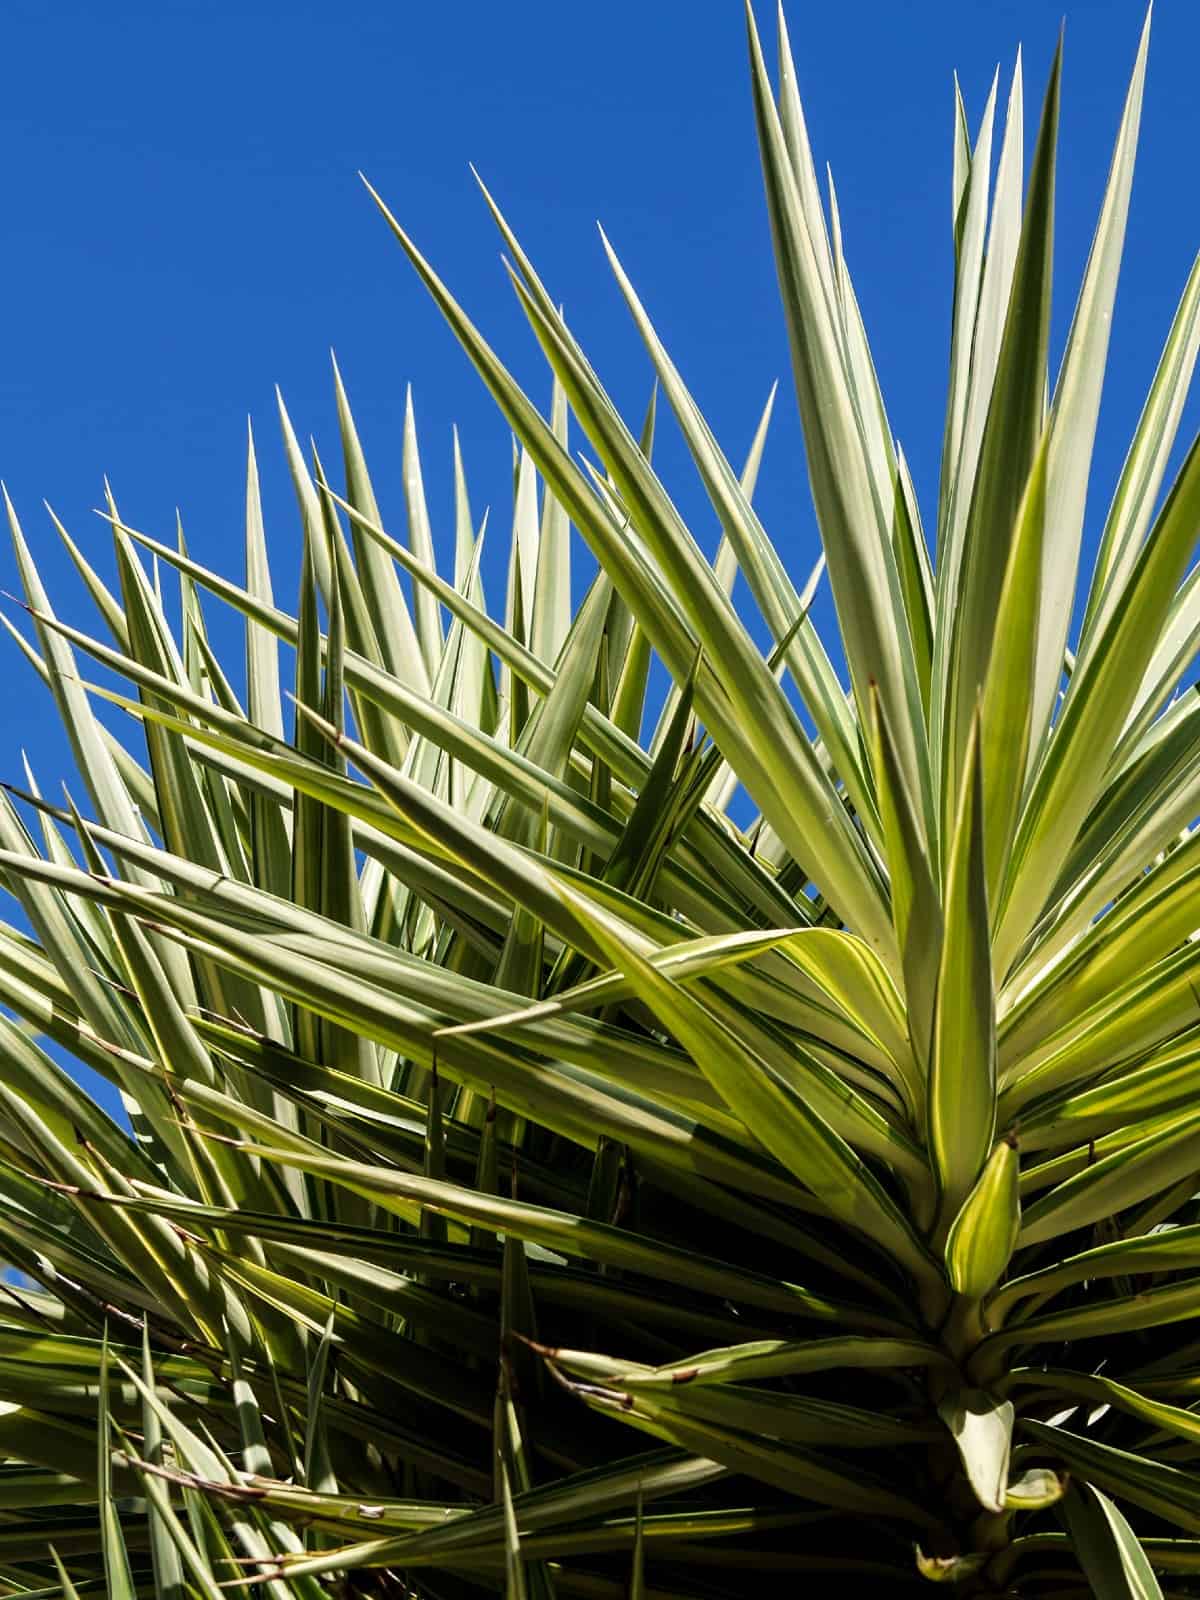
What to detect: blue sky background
<box><xmin>1</xmin><ymin>1</ymin><xmax>1196</xmax><ymax>718</ymax></box>
<box><xmin>0</xmin><ymin>0</ymin><xmax>1197</xmax><ymax>1121</ymax></box>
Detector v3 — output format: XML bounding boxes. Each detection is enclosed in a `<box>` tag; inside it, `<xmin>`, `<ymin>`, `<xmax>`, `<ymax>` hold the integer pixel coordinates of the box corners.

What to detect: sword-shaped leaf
<box><xmin>929</xmin><ymin>716</ymin><xmax>995</xmax><ymax>1221</ymax></box>
<box><xmin>1061</xmin><ymin>1481</ymin><xmax>1164</xmax><ymax>1600</ymax></box>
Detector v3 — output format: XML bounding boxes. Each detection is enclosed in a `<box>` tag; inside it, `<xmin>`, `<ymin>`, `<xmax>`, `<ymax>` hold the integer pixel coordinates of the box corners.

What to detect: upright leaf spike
<box><xmin>941</xmin><ymin>39</ymin><xmax>1059</xmax><ymax>850</ymax></box>
<box><xmin>929</xmin><ymin>712</ymin><xmax>996</xmax><ymax>1229</ymax></box>
<box><xmin>1031</xmin><ymin>8</ymin><xmax>1153</xmax><ymax>755</ymax></box>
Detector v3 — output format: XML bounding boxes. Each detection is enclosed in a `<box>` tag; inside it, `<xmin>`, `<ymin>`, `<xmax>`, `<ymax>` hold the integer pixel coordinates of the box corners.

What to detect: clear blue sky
<box><xmin>0</xmin><ymin>0</ymin><xmax>1197</xmax><ymax>833</ymax></box>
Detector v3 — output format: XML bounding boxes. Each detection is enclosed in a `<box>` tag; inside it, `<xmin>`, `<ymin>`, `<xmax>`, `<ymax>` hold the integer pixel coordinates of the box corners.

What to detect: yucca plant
<box><xmin>1</xmin><ymin>3</ymin><xmax>1199</xmax><ymax>1595</ymax></box>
